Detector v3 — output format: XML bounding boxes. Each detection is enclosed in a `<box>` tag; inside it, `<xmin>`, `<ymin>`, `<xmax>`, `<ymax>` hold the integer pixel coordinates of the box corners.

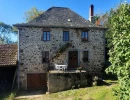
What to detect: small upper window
<box><xmin>63</xmin><ymin>31</ymin><xmax>69</xmax><ymax>41</ymax></box>
<box><xmin>83</xmin><ymin>51</ymin><xmax>88</xmax><ymax>62</ymax></box>
<box><xmin>42</xmin><ymin>51</ymin><xmax>49</xmax><ymax>63</ymax></box>
<box><xmin>43</xmin><ymin>31</ymin><xmax>50</xmax><ymax>41</ymax></box>
<box><xmin>82</xmin><ymin>31</ymin><xmax>88</xmax><ymax>41</ymax></box>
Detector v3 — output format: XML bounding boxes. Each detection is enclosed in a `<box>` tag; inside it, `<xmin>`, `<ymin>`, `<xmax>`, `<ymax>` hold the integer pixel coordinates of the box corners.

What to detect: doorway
<box><xmin>68</xmin><ymin>51</ymin><xmax>78</xmax><ymax>69</ymax></box>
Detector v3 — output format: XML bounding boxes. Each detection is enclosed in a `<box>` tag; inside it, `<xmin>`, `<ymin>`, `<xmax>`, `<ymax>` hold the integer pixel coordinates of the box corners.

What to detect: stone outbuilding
<box><xmin>14</xmin><ymin>5</ymin><xmax>107</xmax><ymax>92</ymax></box>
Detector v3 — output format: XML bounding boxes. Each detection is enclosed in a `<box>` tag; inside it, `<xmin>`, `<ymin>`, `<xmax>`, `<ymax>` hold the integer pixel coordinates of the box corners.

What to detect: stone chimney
<box><xmin>89</xmin><ymin>5</ymin><xmax>95</xmax><ymax>23</ymax></box>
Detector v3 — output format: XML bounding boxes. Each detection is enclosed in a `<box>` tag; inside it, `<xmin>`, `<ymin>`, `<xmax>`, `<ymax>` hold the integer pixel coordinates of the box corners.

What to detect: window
<box><xmin>63</xmin><ymin>31</ymin><xmax>69</xmax><ymax>41</ymax></box>
<box><xmin>83</xmin><ymin>51</ymin><xmax>88</xmax><ymax>62</ymax></box>
<box><xmin>42</xmin><ymin>51</ymin><xmax>49</xmax><ymax>63</ymax></box>
<box><xmin>43</xmin><ymin>31</ymin><xmax>50</xmax><ymax>41</ymax></box>
<box><xmin>82</xmin><ymin>31</ymin><xmax>88</xmax><ymax>41</ymax></box>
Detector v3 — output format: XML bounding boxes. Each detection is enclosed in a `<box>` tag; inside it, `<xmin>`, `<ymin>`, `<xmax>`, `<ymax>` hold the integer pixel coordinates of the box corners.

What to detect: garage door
<box><xmin>27</xmin><ymin>73</ymin><xmax>47</xmax><ymax>90</ymax></box>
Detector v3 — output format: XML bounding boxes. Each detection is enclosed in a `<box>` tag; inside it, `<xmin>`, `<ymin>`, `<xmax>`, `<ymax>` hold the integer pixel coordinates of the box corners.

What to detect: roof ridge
<box><xmin>49</xmin><ymin>6</ymin><xmax>69</xmax><ymax>9</ymax></box>
<box><xmin>14</xmin><ymin>6</ymin><xmax>106</xmax><ymax>29</ymax></box>
<box><xmin>27</xmin><ymin>6</ymin><xmax>70</xmax><ymax>24</ymax></box>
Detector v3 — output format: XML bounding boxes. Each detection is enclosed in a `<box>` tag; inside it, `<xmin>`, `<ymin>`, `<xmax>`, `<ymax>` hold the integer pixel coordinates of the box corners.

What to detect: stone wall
<box><xmin>48</xmin><ymin>72</ymin><xmax>92</xmax><ymax>93</ymax></box>
<box><xmin>19</xmin><ymin>27</ymin><xmax>105</xmax><ymax>89</ymax></box>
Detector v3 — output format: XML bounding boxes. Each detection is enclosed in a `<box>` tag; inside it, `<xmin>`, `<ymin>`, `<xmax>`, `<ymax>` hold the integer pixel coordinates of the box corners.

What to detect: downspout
<box><xmin>17</xmin><ymin>29</ymin><xmax>20</xmax><ymax>90</ymax></box>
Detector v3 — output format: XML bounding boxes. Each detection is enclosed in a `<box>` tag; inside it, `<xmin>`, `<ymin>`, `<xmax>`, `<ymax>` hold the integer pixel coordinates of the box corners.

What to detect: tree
<box><xmin>106</xmin><ymin>2</ymin><xmax>130</xmax><ymax>100</ymax></box>
<box><xmin>0</xmin><ymin>22</ymin><xmax>17</xmax><ymax>44</ymax></box>
<box><xmin>24</xmin><ymin>7</ymin><xmax>43</xmax><ymax>22</ymax></box>
<box><xmin>94</xmin><ymin>8</ymin><xmax>116</xmax><ymax>28</ymax></box>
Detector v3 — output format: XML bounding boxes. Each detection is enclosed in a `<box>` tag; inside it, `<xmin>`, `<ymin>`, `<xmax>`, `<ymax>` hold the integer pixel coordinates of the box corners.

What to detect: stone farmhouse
<box><xmin>14</xmin><ymin>5</ymin><xmax>107</xmax><ymax>92</ymax></box>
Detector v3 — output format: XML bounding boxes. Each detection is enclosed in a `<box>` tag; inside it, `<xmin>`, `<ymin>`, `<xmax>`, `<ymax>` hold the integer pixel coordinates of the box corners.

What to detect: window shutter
<box><xmin>41</xmin><ymin>33</ymin><xmax>43</xmax><ymax>41</ymax></box>
<box><xmin>83</xmin><ymin>51</ymin><xmax>88</xmax><ymax>62</ymax></box>
<box><xmin>42</xmin><ymin>51</ymin><xmax>49</xmax><ymax>63</ymax></box>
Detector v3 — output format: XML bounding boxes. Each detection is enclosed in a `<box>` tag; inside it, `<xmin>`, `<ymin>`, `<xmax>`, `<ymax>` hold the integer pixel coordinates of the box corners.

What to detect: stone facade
<box><xmin>19</xmin><ymin>27</ymin><xmax>105</xmax><ymax>89</ymax></box>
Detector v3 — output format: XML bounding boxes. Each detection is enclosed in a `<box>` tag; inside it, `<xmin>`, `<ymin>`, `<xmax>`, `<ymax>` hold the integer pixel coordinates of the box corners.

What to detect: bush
<box><xmin>106</xmin><ymin>2</ymin><xmax>130</xmax><ymax>99</ymax></box>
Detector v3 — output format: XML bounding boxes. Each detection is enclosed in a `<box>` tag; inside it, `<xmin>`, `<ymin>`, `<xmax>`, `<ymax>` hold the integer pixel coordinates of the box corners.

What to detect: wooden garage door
<box><xmin>27</xmin><ymin>73</ymin><xmax>47</xmax><ymax>90</ymax></box>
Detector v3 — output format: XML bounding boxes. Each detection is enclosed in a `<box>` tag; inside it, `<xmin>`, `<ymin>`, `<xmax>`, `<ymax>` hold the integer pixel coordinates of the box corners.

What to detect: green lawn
<box><xmin>0</xmin><ymin>91</ymin><xmax>16</xmax><ymax>100</ymax></box>
<box><xmin>0</xmin><ymin>80</ymin><xmax>118</xmax><ymax>100</ymax></box>
<box><xmin>41</xmin><ymin>82</ymin><xmax>118</xmax><ymax>100</ymax></box>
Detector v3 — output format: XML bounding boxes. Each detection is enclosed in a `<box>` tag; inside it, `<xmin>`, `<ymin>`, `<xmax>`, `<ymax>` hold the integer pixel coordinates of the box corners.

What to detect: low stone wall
<box><xmin>48</xmin><ymin>72</ymin><xmax>93</xmax><ymax>93</ymax></box>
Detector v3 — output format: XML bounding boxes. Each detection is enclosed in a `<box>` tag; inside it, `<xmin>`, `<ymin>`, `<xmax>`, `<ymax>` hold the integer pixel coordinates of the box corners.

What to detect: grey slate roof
<box><xmin>14</xmin><ymin>7</ymin><xmax>106</xmax><ymax>29</ymax></box>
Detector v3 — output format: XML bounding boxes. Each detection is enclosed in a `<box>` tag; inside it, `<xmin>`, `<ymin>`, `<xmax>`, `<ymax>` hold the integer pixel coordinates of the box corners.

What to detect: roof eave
<box><xmin>13</xmin><ymin>24</ymin><xmax>108</xmax><ymax>30</ymax></box>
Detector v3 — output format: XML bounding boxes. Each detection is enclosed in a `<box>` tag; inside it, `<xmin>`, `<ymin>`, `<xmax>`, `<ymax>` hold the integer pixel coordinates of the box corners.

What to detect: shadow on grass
<box><xmin>0</xmin><ymin>90</ymin><xmax>16</xmax><ymax>100</ymax></box>
<box><xmin>97</xmin><ymin>79</ymin><xmax>118</xmax><ymax>86</ymax></box>
<box><xmin>96</xmin><ymin>73</ymin><xmax>118</xmax><ymax>86</ymax></box>
<box><xmin>16</xmin><ymin>89</ymin><xmax>47</xmax><ymax>97</ymax></box>
<box><xmin>0</xmin><ymin>92</ymin><xmax>10</xmax><ymax>100</ymax></box>
<box><xmin>103</xmin><ymin>73</ymin><xmax>117</xmax><ymax>80</ymax></box>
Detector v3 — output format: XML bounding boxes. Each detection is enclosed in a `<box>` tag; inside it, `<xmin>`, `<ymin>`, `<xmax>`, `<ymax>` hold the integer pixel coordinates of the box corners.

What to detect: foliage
<box><xmin>7</xmin><ymin>92</ymin><xmax>16</xmax><ymax>100</ymax></box>
<box><xmin>24</xmin><ymin>7</ymin><xmax>44</xmax><ymax>22</ymax></box>
<box><xmin>57</xmin><ymin>42</ymin><xmax>72</xmax><ymax>53</ymax></box>
<box><xmin>77</xmin><ymin>66</ymin><xmax>83</xmax><ymax>72</ymax></box>
<box><xmin>94</xmin><ymin>8</ymin><xmax>116</xmax><ymax>27</ymax></box>
<box><xmin>0</xmin><ymin>91</ymin><xmax>16</xmax><ymax>100</ymax></box>
<box><xmin>92</xmin><ymin>76</ymin><xmax>98</xmax><ymax>86</ymax></box>
<box><xmin>93</xmin><ymin>14</ymin><xmax>100</xmax><ymax>26</ymax></box>
<box><xmin>106</xmin><ymin>2</ymin><xmax>130</xmax><ymax>100</ymax></box>
<box><xmin>0</xmin><ymin>22</ymin><xmax>17</xmax><ymax>44</ymax></box>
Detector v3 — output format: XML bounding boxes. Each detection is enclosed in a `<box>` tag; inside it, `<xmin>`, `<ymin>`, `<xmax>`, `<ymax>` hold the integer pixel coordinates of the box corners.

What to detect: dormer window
<box><xmin>82</xmin><ymin>31</ymin><xmax>88</xmax><ymax>41</ymax></box>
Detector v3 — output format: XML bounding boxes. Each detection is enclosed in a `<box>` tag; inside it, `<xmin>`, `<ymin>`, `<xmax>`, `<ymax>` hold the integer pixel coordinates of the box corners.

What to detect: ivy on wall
<box><xmin>51</xmin><ymin>42</ymin><xmax>72</xmax><ymax>61</ymax></box>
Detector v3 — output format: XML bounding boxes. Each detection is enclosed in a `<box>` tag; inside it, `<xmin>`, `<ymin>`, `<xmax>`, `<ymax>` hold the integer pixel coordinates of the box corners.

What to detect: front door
<box><xmin>68</xmin><ymin>51</ymin><xmax>78</xmax><ymax>68</ymax></box>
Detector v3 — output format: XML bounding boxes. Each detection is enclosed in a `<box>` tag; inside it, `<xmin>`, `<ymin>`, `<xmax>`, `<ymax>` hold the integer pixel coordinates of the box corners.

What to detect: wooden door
<box><xmin>68</xmin><ymin>51</ymin><xmax>78</xmax><ymax>68</ymax></box>
<box><xmin>27</xmin><ymin>73</ymin><xmax>47</xmax><ymax>90</ymax></box>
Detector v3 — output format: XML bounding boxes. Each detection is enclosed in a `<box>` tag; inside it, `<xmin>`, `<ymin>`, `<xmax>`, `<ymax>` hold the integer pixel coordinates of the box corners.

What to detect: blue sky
<box><xmin>0</xmin><ymin>0</ymin><xmax>127</xmax><ymax>25</ymax></box>
<box><xmin>0</xmin><ymin>0</ymin><xmax>128</xmax><ymax>42</ymax></box>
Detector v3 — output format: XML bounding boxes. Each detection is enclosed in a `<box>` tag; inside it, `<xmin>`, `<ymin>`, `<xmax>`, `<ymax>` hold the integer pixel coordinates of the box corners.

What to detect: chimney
<box><xmin>89</xmin><ymin>5</ymin><xmax>95</xmax><ymax>23</ymax></box>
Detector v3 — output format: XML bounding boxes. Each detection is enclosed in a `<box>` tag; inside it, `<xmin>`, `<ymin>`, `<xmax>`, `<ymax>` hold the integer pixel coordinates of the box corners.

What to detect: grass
<box><xmin>15</xmin><ymin>80</ymin><xmax>118</xmax><ymax>100</ymax></box>
<box><xmin>0</xmin><ymin>91</ymin><xmax>16</xmax><ymax>100</ymax></box>
<box><xmin>0</xmin><ymin>80</ymin><xmax>118</xmax><ymax>100</ymax></box>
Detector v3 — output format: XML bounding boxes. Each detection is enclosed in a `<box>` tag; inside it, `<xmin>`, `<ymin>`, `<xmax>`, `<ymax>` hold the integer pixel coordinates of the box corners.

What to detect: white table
<box><xmin>54</xmin><ymin>63</ymin><xmax>67</xmax><ymax>70</ymax></box>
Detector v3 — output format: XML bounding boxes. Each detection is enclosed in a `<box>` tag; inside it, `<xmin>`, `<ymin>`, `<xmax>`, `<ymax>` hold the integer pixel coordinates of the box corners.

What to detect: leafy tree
<box><xmin>24</xmin><ymin>7</ymin><xmax>44</xmax><ymax>22</ymax></box>
<box><xmin>94</xmin><ymin>8</ymin><xmax>116</xmax><ymax>27</ymax></box>
<box><xmin>0</xmin><ymin>22</ymin><xmax>17</xmax><ymax>44</ymax></box>
<box><xmin>106</xmin><ymin>2</ymin><xmax>130</xmax><ymax>100</ymax></box>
